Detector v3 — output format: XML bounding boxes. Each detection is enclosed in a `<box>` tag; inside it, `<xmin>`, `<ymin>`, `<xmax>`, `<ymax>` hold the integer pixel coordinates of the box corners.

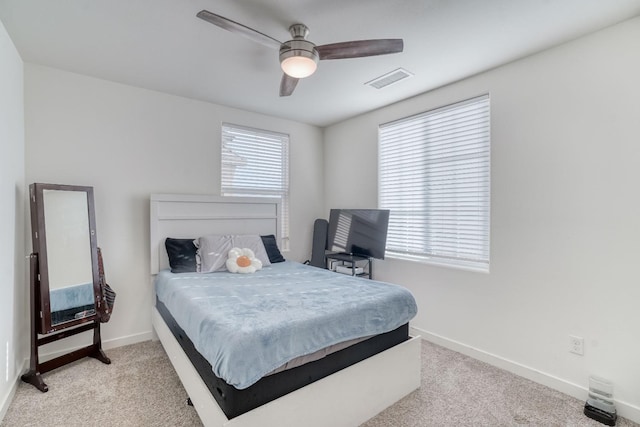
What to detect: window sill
<box><xmin>385</xmin><ymin>253</ymin><xmax>490</xmax><ymax>274</ymax></box>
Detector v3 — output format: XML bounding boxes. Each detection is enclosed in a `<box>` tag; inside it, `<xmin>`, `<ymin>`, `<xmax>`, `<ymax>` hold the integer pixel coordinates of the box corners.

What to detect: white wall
<box><xmin>24</xmin><ymin>64</ymin><xmax>325</xmax><ymax>351</ymax></box>
<box><xmin>324</xmin><ymin>17</ymin><xmax>640</xmax><ymax>421</ymax></box>
<box><xmin>0</xmin><ymin>19</ymin><xmax>25</xmax><ymax>420</ymax></box>
<box><xmin>14</xmin><ymin>11</ymin><xmax>640</xmax><ymax>424</ymax></box>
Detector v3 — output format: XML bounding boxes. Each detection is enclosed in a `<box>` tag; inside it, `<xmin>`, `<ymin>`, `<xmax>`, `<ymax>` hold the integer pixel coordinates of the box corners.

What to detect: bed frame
<box><xmin>150</xmin><ymin>194</ymin><xmax>421</xmax><ymax>427</ymax></box>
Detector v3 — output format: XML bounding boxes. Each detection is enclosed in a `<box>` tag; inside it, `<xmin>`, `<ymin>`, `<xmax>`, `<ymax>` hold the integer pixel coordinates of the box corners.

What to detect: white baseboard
<box><xmin>102</xmin><ymin>330</ymin><xmax>155</xmax><ymax>350</ymax></box>
<box><xmin>19</xmin><ymin>329</ymin><xmax>154</xmax><ymax>373</ymax></box>
<box><xmin>40</xmin><ymin>330</ymin><xmax>154</xmax><ymax>361</ymax></box>
<box><xmin>0</xmin><ymin>358</ymin><xmax>28</xmax><ymax>423</ymax></box>
<box><xmin>411</xmin><ymin>326</ymin><xmax>640</xmax><ymax>424</ymax></box>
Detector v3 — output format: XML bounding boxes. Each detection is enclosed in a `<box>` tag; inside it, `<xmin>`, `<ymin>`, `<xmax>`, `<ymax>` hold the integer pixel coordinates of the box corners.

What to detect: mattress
<box><xmin>156</xmin><ymin>297</ymin><xmax>410</xmax><ymax>419</ymax></box>
<box><xmin>49</xmin><ymin>282</ymin><xmax>95</xmax><ymax>324</ymax></box>
<box><xmin>155</xmin><ymin>261</ymin><xmax>417</xmax><ymax>390</ymax></box>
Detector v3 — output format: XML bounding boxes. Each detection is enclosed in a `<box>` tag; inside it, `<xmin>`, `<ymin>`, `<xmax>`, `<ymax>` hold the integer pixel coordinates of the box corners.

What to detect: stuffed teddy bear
<box><xmin>226</xmin><ymin>247</ymin><xmax>263</xmax><ymax>274</ymax></box>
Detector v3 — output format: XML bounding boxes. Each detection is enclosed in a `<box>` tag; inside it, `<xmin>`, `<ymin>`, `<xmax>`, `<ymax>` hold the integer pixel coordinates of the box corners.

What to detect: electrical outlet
<box><xmin>569</xmin><ymin>335</ymin><xmax>584</xmax><ymax>355</ymax></box>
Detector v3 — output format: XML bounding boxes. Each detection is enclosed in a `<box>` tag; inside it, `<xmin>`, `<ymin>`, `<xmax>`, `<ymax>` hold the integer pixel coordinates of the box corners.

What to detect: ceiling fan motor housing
<box><xmin>280</xmin><ymin>39</ymin><xmax>318</xmax><ymax>61</ymax></box>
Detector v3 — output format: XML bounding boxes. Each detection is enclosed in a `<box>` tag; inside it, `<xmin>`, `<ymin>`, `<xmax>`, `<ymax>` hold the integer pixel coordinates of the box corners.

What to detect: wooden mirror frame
<box><xmin>23</xmin><ymin>183</ymin><xmax>110</xmax><ymax>392</ymax></box>
<box><xmin>29</xmin><ymin>183</ymin><xmax>102</xmax><ymax>333</ymax></box>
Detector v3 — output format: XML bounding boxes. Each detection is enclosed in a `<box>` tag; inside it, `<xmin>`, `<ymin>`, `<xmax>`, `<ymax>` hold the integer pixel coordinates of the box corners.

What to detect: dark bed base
<box><xmin>51</xmin><ymin>304</ymin><xmax>95</xmax><ymax>324</ymax></box>
<box><xmin>156</xmin><ymin>298</ymin><xmax>409</xmax><ymax>419</ymax></box>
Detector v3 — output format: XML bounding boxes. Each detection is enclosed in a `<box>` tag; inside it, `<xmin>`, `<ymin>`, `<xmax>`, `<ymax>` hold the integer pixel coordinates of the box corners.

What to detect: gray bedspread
<box><xmin>155</xmin><ymin>261</ymin><xmax>417</xmax><ymax>389</ymax></box>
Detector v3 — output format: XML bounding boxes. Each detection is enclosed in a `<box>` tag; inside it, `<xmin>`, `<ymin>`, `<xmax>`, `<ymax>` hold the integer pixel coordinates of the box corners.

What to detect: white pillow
<box><xmin>229</xmin><ymin>235</ymin><xmax>271</xmax><ymax>267</ymax></box>
<box><xmin>197</xmin><ymin>234</ymin><xmax>271</xmax><ymax>273</ymax></box>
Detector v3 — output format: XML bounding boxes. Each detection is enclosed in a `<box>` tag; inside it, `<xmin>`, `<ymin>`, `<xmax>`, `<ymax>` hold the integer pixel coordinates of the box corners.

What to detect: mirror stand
<box><xmin>21</xmin><ymin>253</ymin><xmax>111</xmax><ymax>392</ymax></box>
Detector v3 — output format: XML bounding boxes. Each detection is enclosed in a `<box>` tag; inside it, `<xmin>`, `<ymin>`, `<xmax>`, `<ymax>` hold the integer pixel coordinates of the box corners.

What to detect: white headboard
<box><xmin>150</xmin><ymin>194</ymin><xmax>280</xmax><ymax>274</ymax></box>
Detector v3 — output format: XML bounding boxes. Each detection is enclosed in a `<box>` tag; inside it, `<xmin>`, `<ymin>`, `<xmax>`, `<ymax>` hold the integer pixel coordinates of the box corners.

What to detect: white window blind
<box><xmin>378</xmin><ymin>95</ymin><xmax>490</xmax><ymax>271</ymax></box>
<box><xmin>221</xmin><ymin>123</ymin><xmax>290</xmax><ymax>250</ymax></box>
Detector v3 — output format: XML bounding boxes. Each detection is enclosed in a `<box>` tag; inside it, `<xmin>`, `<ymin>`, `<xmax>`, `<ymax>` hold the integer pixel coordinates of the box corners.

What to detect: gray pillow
<box><xmin>197</xmin><ymin>234</ymin><xmax>271</xmax><ymax>273</ymax></box>
<box><xmin>196</xmin><ymin>235</ymin><xmax>233</xmax><ymax>273</ymax></box>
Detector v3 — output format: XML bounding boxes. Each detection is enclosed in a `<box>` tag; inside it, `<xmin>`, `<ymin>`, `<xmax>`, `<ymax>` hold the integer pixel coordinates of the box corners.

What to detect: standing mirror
<box><xmin>31</xmin><ymin>184</ymin><xmax>100</xmax><ymax>331</ymax></box>
<box><xmin>42</xmin><ymin>188</ymin><xmax>97</xmax><ymax>328</ymax></box>
<box><xmin>23</xmin><ymin>183</ymin><xmax>110</xmax><ymax>392</ymax></box>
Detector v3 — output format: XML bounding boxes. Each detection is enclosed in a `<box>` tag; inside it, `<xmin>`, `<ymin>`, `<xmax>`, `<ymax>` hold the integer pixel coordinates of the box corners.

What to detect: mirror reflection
<box><xmin>43</xmin><ymin>189</ymin><xmax>96</xmax><ymax>324</ymax></box>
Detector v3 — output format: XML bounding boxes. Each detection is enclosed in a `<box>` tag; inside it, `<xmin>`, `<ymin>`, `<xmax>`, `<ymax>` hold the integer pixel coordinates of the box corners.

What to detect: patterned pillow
<box><xmin>226</xmin><ymin>248</ymin><xmax>263</xmax><ymax>274</ymax></box>
<box><xmin>165</xmin><ymin>238</ymin><xmax>198</xmax><ymax>273</ymax></box>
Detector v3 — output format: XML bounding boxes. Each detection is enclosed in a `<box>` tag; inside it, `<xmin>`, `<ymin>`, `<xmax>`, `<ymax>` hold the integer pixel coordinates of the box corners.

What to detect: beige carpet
<box><xmin>2</xmin><ymin>339</ymin><xmax>638</xmax><ymax>427</ymax></box>
<box><xmin>2</xmin><ymin>341</ymin><xmax>201</xmax><ymax>427</ymax></box>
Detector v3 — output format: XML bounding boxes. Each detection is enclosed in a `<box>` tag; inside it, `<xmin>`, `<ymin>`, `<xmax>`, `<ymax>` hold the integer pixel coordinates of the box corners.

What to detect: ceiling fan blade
<box><xmin>317</xmin><ymin>39</ymin><xmax>403</xmax><ymax>60</ymax></box>
<box><xmin>197</xmin><ymin>10</ymin><xmax>282</xmax><ymax>49</ymax></box>
<box><xmin>280</xmin><ymin>74</ymin><xmax>299</xmax><ymax>97</ymax></box>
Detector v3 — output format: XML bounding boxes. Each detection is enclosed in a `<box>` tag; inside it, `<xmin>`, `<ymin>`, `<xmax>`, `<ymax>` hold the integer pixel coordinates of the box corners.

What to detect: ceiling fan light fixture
<box><xmin>280</xmin><ymin>39</ymin><xmax>319</xmax><ymax>78</ymax></box>
<box><xmin>281</xmin><ymin>55</ymin><xmax>318</xmax><ymax>78</ymax></box>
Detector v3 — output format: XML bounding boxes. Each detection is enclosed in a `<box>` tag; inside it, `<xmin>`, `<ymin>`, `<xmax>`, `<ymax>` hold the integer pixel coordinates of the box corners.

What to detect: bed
<box><xmin>150</xmin><ymin>194</ymin><xmax>421</xmax><ymax>427</ymax></box>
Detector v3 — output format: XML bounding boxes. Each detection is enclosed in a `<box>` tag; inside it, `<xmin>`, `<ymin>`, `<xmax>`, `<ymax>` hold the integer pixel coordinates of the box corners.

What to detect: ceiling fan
<box><xmin>196</xmin><ymin>10</ymin><xmax>404</xmax><ymax>97</ymax></box>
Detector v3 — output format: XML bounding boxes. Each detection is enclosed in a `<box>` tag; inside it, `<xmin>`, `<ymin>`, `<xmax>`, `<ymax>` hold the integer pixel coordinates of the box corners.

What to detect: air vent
<box><xmin>365</xmin><ymin>68</ymin><xmax>413</xmax><ymax>89</ymax></box>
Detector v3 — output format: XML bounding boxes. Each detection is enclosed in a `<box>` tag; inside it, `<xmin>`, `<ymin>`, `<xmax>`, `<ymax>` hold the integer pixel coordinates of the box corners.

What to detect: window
<box><xmin>378</xmin><ymin>95</ymin><xmax>490</xmax><ymax>271</ymax></box>
<box><xmin>221</xmin><ymin>123</ymin><xmax>290</xmax><ymax>250</ymax></box>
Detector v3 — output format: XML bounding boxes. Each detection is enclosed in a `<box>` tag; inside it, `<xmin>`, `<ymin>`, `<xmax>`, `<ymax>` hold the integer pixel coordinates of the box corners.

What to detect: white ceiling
<box><xmin>2</xmin><ymin>0</ymin><xmax>640</xmax><ymax>127</ymax></box>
